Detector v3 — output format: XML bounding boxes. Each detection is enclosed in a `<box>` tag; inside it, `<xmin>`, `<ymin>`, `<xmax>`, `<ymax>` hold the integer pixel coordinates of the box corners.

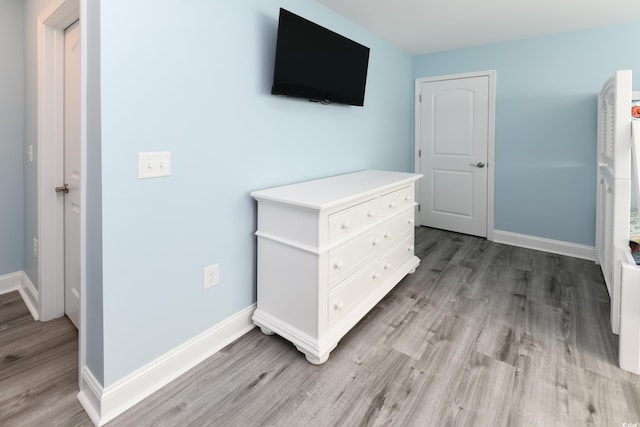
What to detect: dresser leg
<box><xmin>294</xmin><ymin>344</ymin><xmax>330</xmax><ymax>364</ymax></box>
<box><xmin>259</xmin><ymin>326</ymin><xmax>275</xmax><ymax>336</ymax></box>
<box><xmin>408</xmin><ymin>258</ymin><xmax>421</xmax><ymax>274</ymax></box>
<box><xmin>304</xmin><ymin>352</ymin><xmax>329</xmax><ymax>365</ymax></box>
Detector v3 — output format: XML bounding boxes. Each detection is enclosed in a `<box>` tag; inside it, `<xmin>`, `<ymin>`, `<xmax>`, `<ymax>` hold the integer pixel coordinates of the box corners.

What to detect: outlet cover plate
<box><xmin>203</xmin><ymin>264</ymin><xmax>220</xmax><ymax>289</ymax></box>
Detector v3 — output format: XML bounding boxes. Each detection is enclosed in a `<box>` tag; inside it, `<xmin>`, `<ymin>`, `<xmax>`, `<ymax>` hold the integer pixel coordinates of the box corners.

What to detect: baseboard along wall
<box><xmin>77</xmin><ymin>303</ymin><xmax>257</xmax><ymax>426</ymax></box>
<box><xmin>0</xmin><ymin>271</ymin><xmax>39</xmax><ymax>321</ymax></box>
<box><xmin>492</xmin><ymin>230</ymin><xmax>595</xmax><ymax>261</ymax></box>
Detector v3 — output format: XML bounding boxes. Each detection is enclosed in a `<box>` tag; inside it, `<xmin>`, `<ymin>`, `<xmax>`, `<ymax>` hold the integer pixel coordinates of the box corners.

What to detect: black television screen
<box><xmin>271</xmin><ymin>8</ymin><xmax>370</xmax><ymax>107</ymax></box>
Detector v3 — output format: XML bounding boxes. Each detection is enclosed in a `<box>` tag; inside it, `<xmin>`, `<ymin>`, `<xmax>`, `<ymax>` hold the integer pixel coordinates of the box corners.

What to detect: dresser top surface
<box><xmin>251</xmin><ymin>170</ymin><xmax>422</xmax><ymax>210</ymax></box>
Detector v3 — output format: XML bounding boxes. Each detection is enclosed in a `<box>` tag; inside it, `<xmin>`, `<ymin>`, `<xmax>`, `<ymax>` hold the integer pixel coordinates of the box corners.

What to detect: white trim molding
<box><xmin>20</xmin><ymin>273</ymin><xmax>39</xmax><ymax>321</ymax></box>
<box><xmin>493</xmin><ymin>230</ymin><xmax>595</xmax><ymax>261</ymax></box>
<box><xmin>77</xmin><ymin>367</ymin><xmax>103</xmax><ymax>426</ymax></box>
<box><xmin>77</xmin><ymin>304</ymin><xmax>256</xmax><ymax>426</ymax></box>
<box><xmin>0</xmin><ymin>272</ymin><xmax>40</xmax><ymax>321</ymax></box>
<box><xmin>0</xmin><ymin>272</ymin><xmax>23</xmax><ymax>294</ymax></box>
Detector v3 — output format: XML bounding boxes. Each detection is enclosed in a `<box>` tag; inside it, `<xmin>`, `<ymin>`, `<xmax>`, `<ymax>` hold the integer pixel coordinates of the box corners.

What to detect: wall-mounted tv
<box><xmin>271</xmin><ymin>8</ymin><xmax>370</xmax><ymax>107</ymax></box>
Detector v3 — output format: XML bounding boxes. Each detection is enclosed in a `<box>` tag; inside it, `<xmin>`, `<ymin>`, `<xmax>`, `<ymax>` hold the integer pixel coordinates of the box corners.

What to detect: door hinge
<box><xmin>419</xmin><ymin>94</ymin><xmax>422</xmax><ymax>102</ymax></box>
<box><xmin>418</xmin><ymin>149</ymin><xmax>421</xmax><ymax>157</ymax></box>
<box><xmin>418</xmin><ymin>204</ymin><xmax>421</xmax><ymax>212</ymax></box>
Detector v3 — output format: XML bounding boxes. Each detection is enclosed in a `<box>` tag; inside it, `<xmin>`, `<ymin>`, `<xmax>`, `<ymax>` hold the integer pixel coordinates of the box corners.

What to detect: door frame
<box><xmin>414</xmin><ymin>70</ymin><xmax>497</xmax><ymax>241</ymax></box>
<box><xmin>36</xmin><ymin>0</ymin><xmax>84</xmax><ymax>380</ymax></box>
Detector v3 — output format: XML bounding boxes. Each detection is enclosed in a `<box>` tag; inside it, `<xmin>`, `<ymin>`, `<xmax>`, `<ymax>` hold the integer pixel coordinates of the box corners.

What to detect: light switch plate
<box><xmin>138</xmin><ymin>152</ymin><xmax>172</xmax><ymax>179</ymax></box>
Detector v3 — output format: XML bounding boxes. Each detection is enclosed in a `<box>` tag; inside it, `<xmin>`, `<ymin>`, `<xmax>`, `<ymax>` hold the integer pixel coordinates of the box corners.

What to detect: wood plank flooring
<box><xmin>0</xmin><ymin>290</ymin><xmax>87</xmax><ymax>426</ymax></box>
<box><xmin>2</xmin><ymin>227</ymin><xmax>640</xmax><ymax>426</ymax></box>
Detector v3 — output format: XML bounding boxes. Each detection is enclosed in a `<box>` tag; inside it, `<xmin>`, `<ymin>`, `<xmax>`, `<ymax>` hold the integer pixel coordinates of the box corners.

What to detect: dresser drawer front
<box><xmin>328</xmin><ymin>260</ymin><xmax>378</xmax><ymax>325</ymax></box>
<box><xmin>328</xmin><ymin>227</ymin><xmax>380</xmax><ymax>283</ymax></box>
<box><xmin>379</xmin><ymin>210</ymin><xmax>414</xmax><ymax>247</ymax></box>
<box><xmin>328</xmin><ymin>198</ymin><xmax>380</xmax><ymax>242</ymax></box>
<box><xmin>378</xmin><ymin>234</ymin><xmax>415</xmax><ymax>281</ymax></box>
<box><xmin>380</xmin><ymin>185</ymin><xmax>415</xmax><ymax>215</ymax></box>
<box><xmin>356</xmin><ymin>198</ymin><xmax>380</xmax><ymax>228</ymax></box>
<box><xmin>328</xmin><ymin>207</ymin><xmax>358</xmax><ymax>241</ymax></box>
<box><xmin>397</xmin><ymin>185</ymin><xmax>415</xmax><ymax>208</ymax></box>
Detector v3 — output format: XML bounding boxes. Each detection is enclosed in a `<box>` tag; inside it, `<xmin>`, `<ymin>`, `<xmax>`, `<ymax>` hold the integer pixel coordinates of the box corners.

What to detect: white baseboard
<box><xmin>78</xmin><ymin>303</ymin><xmax>257</xmax><ymax>426</ymax></box>
<box><xmin>19</xmin><ymin>273</ymin><xmax>39</xmax><ymax>321</ymax></box>
<box><xmin>77</xmin><ymin>369</ymin><xmax>104</xmax><ymax>426</ymax></box>
<box><xmin>0</xmin><ymin>271</ymin><xmax>39</xmax><ymax>321</ymax></box>
<box><xmin>493</xmin><ymin>230</ymin><xmax>595</xmax><ymax>261</ymax></box>
<box><xmin>0</xmin><ymin>271</ymin><xmax>22</xmax><ymax>294</ymax></box>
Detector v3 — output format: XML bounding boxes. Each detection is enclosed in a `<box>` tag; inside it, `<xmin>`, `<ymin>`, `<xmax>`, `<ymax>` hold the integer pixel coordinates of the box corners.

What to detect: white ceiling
<box><xmin>315</xmin><ymin>0</ymin><xmax>640</xmax><ymax>55</ymax></box>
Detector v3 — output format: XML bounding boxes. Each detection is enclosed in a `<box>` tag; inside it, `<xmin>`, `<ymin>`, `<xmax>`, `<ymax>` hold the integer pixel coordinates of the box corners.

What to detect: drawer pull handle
<box><xmin>388</xmin><ymin>201</ymin><xmax>397</xmax><ymax>208</ymax></box>
<box><xmin>372</xmin><ymin>239</ymin><xmax>381</xmax><ymax>247</ymax></box>
<box><xmin>407</xmin><ymin>245</ymin><xmax>414</xmax><ymax>252</ymax></box>
<box><xmin>334</xmin><ymin>301</ymin><xmax>344</xmax><ymax>311</ymax></box>
<box><xmin>384</xmin><ymin>232</ymin><xmax>392</xmax><ymax>239</ymax></box>
<box><xmin>372</xmin><ymin>272</ymin><xmax>380</xmax><ymax>280</ymax></box>
<box><xmin>341</xmin><ymin>221</ymin><xmax>350</xmax><ymax>230</ymax></box>
<box><xmin>384</xmin><ymin>263</ymin><xmax>392</xmax><ymax>270</ymax></box>
<box><xmin>334</xmin><ymin>261</ymin><xmax>344</xmax><ymax>270</ymax></box>
<box><xmin>408</xmin><ymin>219</ymin><xmax>414</xmax><ymax>225</ymax></box>
<box><xmin>404</xmin><ymin>195</ymin><xmax>411</xmax><ymax>202</ymax></box>
<box><xmin>367</xmin><ymin>210</ymin><xmax>376</xmax><ymax>218</ymax></box>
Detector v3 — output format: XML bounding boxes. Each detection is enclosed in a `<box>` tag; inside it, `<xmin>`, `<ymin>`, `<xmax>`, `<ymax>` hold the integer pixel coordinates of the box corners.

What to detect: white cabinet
<box><xmin>251</xmin><ymin>170</ymin><xmax>422</xmax><ymax>364</ymax></box>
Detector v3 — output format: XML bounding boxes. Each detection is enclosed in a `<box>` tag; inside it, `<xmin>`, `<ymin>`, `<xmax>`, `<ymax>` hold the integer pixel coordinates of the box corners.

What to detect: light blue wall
<box><xmin>84</xmin><ymin>0</ymin><xmax>104</xmax><ymax>385</ymax></box>
<box><xmin>414</xmin><ymin>22</ymin><xmax>640</xmax><ymax>246</ymax></box>
<box><xmin>0</xmin><ymin>0</ymin><xmax>24</xmax><ymax>276</ymax></box>
<box><xmin>99</xmin><ymin>0</ymin><xmax>412</xmax><ymax>385</ymax></box>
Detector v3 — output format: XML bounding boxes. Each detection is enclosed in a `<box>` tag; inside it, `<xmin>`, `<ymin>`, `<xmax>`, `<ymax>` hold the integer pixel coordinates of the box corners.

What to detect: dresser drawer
<box><xmin>328</xmin><ymin>260</ymin><xmax>379</xmax><ymax>325</ymax></box>
<box><xmin>378</xmin><ymin>234</ymin><xmax>415</xmax><ymax>281</ymax></box>
<box><xmin>328</xmin><ymin>227</ymin><xmax>381</xmax><ymax>284</ymax></box>
<box><xmin>328</xmin><ymin>198</ymin><xmax>379</xmax><ymax>241</ymax></box>
<box><xmin>328</xmin><ymin>206</ymin><xmax>358</xmax><ymax>241</ymax></box>
<box><xmin>380</xmin><ymin>185</ymin><xmax>415</xmax><ymax>215</ymax></box>
<box><xmin>379</xmin><ymin>210</ymin><xmax>414</xmax><ymax>248</ymax></box>
<box><xmin>356</xmin><ymin>198</ymin><xmax>380</xmax><ymax>228</ymax></box>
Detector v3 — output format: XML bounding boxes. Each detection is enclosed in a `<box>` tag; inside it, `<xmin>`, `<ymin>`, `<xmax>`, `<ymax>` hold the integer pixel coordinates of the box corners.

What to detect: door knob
<box><xmin>55</xmin><ymin>184</ymin><xmax>69</xmax><ymax>194</ymax></box>
<box><xmin>469</xmin><ymin>162</ymin><xmax>485</xmax><ymax>168</ymax></box>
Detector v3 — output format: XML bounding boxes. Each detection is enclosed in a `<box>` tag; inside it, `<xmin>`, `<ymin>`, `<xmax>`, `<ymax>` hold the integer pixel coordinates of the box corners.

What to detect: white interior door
<box><xmin>417</xmin><ymin>75</ymin><xmax>490</xmax><ymax>237</ymax></box>
<box><xmin>63</xmin><ymin>20</ymin><xmax>81</xmax><ymax>329</ymax></box>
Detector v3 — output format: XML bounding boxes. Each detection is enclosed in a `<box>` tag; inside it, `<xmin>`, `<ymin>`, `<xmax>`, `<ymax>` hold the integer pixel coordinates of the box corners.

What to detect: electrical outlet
<box><xmin>203</xmin><ymin>264</ymin><xmax>220</xmax><ymax>289</ymax></box>
<box><xmin>33</xmin><ymin>238</ymin><xmax>38</xmax><ymax>258</ymax></box>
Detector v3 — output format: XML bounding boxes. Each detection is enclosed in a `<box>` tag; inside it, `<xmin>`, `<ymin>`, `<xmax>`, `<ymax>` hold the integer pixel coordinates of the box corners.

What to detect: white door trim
<box><xmin>36</xmin><ymin>0</ymin><xmax>83</xmax><ymax>381</ymax></box>
<box><xmin>414</xmin><ymin>70</ymin><xmax>496</xmax><ymax>241</ymax></box>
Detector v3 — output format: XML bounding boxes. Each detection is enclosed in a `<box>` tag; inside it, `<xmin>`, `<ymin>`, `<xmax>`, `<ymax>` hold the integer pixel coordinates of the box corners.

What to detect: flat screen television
<box><xmin>271</xmin><ymin>8</ymin><xmax>370</xmax><ymax>107</ymax></box>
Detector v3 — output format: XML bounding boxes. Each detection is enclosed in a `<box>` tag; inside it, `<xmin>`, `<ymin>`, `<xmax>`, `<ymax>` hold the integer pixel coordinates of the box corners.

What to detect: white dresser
<box><xmin>251</xmin><ymin>170</ymin><xmax>422</xmax><ymax>364</ymax></box>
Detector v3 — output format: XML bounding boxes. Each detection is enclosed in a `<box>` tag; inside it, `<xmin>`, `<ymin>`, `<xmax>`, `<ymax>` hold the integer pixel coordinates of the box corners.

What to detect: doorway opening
<box><xmin>36</xmin><ymin>0</ymin><xmax>83</xmax><ymax>380</ymax></box>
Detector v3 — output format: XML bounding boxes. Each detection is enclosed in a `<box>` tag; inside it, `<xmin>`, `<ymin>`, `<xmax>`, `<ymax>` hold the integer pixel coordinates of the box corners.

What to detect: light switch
<box><xmin>138</xmin><ymin>152</ymin><xmax>172</xmax><ymax>179</ymax></box>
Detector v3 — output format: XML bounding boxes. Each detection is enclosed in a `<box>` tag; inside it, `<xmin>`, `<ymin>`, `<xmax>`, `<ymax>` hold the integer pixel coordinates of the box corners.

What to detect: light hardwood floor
<box><xmin>2</xmin><ymin>227</ymin><xmax>640</xmax><ymax>426</ymax></box>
